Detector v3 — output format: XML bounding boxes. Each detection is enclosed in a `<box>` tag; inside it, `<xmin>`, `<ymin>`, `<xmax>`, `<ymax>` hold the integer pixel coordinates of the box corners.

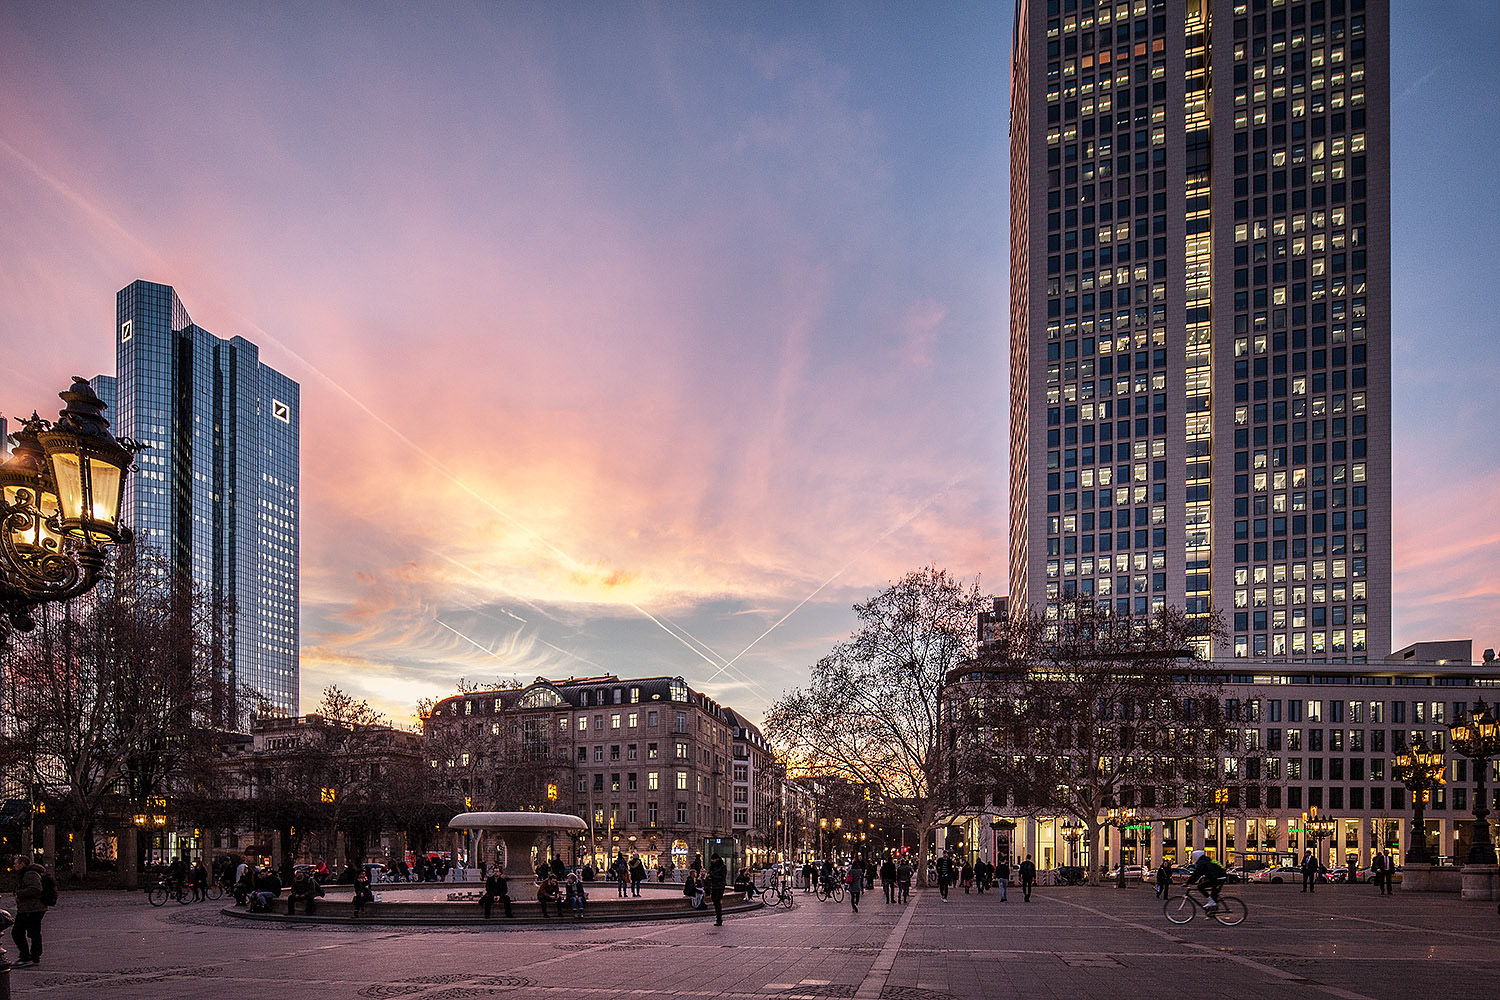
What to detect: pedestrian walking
<box><xmin>880</xmin><ymin>856</ymin><xmax>897</xmax><ymax>903</ymax></box>
<box><xmin>802</xmin><ymin>859</ymin><xmax>816</xmax><ymax>893</ymax></box>
<box><xmin>1019</xmin><ymin>854</ymin><xmax>1037</xmax><ymax>902</ymax></box>
<box><xmin>709</xmin><ymin>854</ymin><xmax>728</xmax><ymax>926</ymax></box>
<box><xmin>1154</xmin><ymin>859</ymin><xmax>1172</xmax><ymax>899</ymax></box>
<box><xmin>996</xmin><ymin>858</ymin><xmax>1010</xmax><ymax>901</ymax></box>
<box><xmin>960</xmin><ymin>859</ymin><xmax>974</xmax><ymax>894</ymax></box>
<box><xmin>847</xmin><ymin>855</ymin><xmax>864</xmax><ymax>913</ymax></box>
<box><xmin>1301</xmin><ymin>849</ymin><xmax>1318</xmax><ymax>893</ymax></box>
<box><xmin>936</xmin><ymin>852</ymin><xmax>954</xmax><ymax>901</ymax></box>
<box><xmin>896</xmin><ymin>858</ymin><xmax>913</xmax><ymax>904</ymax></box>
<box><xmin>10</xmin><ymin>854</ymin><xmax>49</xmax><ymax>967</ymax></box>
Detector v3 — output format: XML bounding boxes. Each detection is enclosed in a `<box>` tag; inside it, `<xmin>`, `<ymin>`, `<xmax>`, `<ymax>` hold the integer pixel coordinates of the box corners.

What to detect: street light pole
<box><xmin>1393</xmin><ymin>734</ymin><xmax>1445</xmax><ymax>865</ymax></box>
<box><xmin>1448</xmin><ymin>700</ymin><xmax>1499</xmax><ymax>867</ymax></box>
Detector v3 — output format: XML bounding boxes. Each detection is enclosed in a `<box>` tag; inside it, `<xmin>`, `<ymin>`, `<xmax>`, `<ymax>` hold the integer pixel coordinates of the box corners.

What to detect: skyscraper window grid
<box><xmin>1010</xmin><ymin>0</ymin><xmax>1388</xmax><ymax>661</ymax></box>
<box><xmin>97</xmin><ymin>281</ymin><xmax>301</xmax><ymax>716</ymax></box>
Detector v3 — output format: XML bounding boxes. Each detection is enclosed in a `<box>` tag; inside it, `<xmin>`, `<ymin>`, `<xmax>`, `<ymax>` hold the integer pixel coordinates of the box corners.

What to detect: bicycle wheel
<box><xmin>205</xmin><ymin>883</ymin><xmax>224</xmax><ymax>901</ymax></box>
<box><xmin>1164</xmin><ymin>895</ymin><xmax>1196</xmax><ymax>924</ymax></box>
<box><xmin>177</xmin><ymin>889</ymin><xmax>191</xmax><ymax>904</ymax></box>
<box><xmin>148</xmin><ymin>885</ymin><xmax>169</xmax><ymax>907</ymax></box>
<box><xmin>1211</xmin><ymin>896</ymin><xmax>1247</xmax><ymax>926</ymax></box>
<box><xmin>832</xmin><ymin>883</ymin><xmax>845</xmax><ymax>903</ymax></box>
<box><xmin>781</xmin><ymin>889</ymin><xmax>797</xmax><ymax>909</ymax></box>
<box><xmin>814</xmin><ymin>883</ymin><xmax>830</xmax><ymax>901</ymax></box>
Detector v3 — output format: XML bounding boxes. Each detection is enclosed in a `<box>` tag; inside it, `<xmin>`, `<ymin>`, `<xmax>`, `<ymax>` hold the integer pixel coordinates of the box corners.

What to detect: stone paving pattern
<box><xmin>6</xmin><ymin>882</ymin><xmax>1498</xmax><ymax>999</ymax></box>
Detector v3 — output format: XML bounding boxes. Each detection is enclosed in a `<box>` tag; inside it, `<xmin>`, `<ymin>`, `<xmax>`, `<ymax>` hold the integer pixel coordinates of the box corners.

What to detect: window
<box><xmin>610</xmin><ymin>745</ymin><xmax>620</xmax><ymax>761</ymax></box>
<box><xmin>647</xmin><ymin>801</ymin><xmax>658</xmax><ymax>824</ymax></box>
<box><xmin>648</xmin><ymin>711</ymin><xmax>659</xmax><ymax>727</ymax></box>
<box><xmin>676</xmin><ymin>771</ymin><xmax>688</xmax><ymax>790</ymax></box>
<box><xmin>648</xmin><ymin>772</ymin><xmax>659</xmax><ymax>791</ymax></box>
<box><xmin>611</xmin><ymin>713</ymin><xmax>621</xmax><ymax>730</ymax></box>
<box><xmin>675</xmin><ymin>712</ymin><xmax>688</xmax><ymax>733</ymax></box>
<box><xmin>628</xmin><ymin>802</ymin><xmax>638</xmax><ymax>823</ymax></box>
<box><xmin>648</xmin><ymin>742</ymin><xmax>659</xmax><ymax>760</ymax></box>
<box><xmin>629</xmin><ymin>712</ymin><xmax>638</xmax><ymax>728</ymax></box>
<box><xmin>676</xmin><ymin>802</ymin><xmax>688</xmax><ymax>823</ymax></box>
<box><xmin>627</xmin><ymin>744</ymin><xmax>638</xmax><ymax>760</ymax></box>
<box><xmin>611</xmin><ymin>774</ymin><xmax>621</xmax><ymax>792</ymax></box>
<box><xmin>594</xmin><ymin>747</ymin><xmax>604</xmax><ymax>762</ymax></box>
<box><xmin>593</xmin><ymin>774</ymin><xmax>604</xmax><ymax>791</ymax></box>
<box><xmin>676</xmin><ymin>741</ymin><xmax>688</xmax><ymax>760</ymax></box>
<box><xmin>628</xmin><ymin>773</ymin><xmax>638</xmax><ymax>791</ymax></box>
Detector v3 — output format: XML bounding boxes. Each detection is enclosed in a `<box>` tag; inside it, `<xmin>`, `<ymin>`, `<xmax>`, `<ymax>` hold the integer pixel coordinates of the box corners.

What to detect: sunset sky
<box><xmin>2</xmin><ymin>1</ymin><xmax>1495</xmax><ymax>728</ymax></box>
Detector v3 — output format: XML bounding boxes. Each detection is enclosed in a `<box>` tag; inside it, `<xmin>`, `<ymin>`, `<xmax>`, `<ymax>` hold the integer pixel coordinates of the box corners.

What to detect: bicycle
<box><xmin>764</xmin><ymin>876</ymin><xmax>797</xmax><ymax>909</ymax></box>
<box><xmin>1164</xmin><ymin>886</ymin><xmax>1246</xmax><ymax>926</ymax></box>
<box><xmin>814</xmin><ymin>878</ymin><xmax>845</xmax><ymax>903</ymax></box>
<box><xmin>148</xmin><ymin>878</ymin><xmax>190</xmax><ymax>906</ymax></box>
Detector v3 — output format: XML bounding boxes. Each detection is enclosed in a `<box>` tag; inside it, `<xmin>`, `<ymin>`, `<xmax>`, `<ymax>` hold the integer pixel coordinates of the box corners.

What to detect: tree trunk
<box><xmin>71</xmin><ymin>822</ymin><xmax>90</xmax><ymax>877</ymax></box>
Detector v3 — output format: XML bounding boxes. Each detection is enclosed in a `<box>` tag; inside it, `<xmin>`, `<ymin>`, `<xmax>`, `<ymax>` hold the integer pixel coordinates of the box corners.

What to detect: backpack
<box><xmin>40</xmin><ymin>871</ymin><xmax>58</xmax><ymax>907</ymax></box>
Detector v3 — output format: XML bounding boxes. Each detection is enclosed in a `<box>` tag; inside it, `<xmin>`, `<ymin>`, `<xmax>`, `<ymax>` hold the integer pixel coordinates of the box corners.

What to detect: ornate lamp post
<box><xmin>1105</xmin><ymin>804</ymin><xmax>1136</xmax><ymax>887</ymax></box>
<box><xmin>1</xmin><ymin>378</ymin><xmax>139</xmax><ymax>643</ymax></box>
<box><xmin>1061</xmin><ymin>818</ymin><xmax>1084</xmax><ymax>867</ymax></box>
<box><xmin>1448</xmin><ymin>699</ymin><xmax>1499</xmax><ymax>866</ymax></box>
<box><xmin>1306</xmin><ymin>807</ymin><xmax>1334</xmax><ymax>867</ymax></box>
<box><xmin>1392</xmin><ymin>734</ymin><xmax>1445</xmax><ymax>865</ymax></box>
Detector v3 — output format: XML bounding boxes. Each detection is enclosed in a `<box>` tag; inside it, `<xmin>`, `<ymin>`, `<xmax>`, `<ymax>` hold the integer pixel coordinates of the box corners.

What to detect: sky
<box><xmin>1</xmin><ymin>1</ymin><xmax>1496</xmax><ymax>729</ymax></box>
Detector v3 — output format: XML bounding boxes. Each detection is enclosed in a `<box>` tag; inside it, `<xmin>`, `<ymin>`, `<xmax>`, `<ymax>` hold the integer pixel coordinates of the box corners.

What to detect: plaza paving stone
<box><xmin>5</xmin><ymin>882</ymin><xmax>1497</xmax><ymax>999</ymax></box>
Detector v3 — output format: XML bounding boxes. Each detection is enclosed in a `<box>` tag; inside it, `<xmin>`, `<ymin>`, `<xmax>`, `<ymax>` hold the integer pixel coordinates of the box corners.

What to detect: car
<box><xmin>1105</xmin><ymin>865</ymin><xmax>1148</xmax><ymax>882</ymax></box>
<box><xmin>1355</xmin><ymin>865</ymin><xmax>1403</xmax><ymax>884</ymax></box>
<box><xmin>1250</xmin><ymin>864</ymin><xmax>1320</xmax><ymax>884</ymax></box>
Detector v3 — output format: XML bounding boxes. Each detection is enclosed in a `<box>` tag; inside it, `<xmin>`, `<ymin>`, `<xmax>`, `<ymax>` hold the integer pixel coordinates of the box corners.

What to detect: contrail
<box><xmin>701</xmin><ymin>474</ymin><xmax>967</xmax><ymax>685</ymax></box>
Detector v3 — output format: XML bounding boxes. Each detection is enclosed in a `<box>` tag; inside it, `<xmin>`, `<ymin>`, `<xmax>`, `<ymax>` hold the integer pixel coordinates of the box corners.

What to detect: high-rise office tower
<box><xmin>1009</xmin><ymin>0</ymin><xmax>1389</xmax><ymax>661</ymax></box>
<box><xmin>92</xmin><ymin>280</ymin><xmax>300</xmax><ymax>713</ymax></box>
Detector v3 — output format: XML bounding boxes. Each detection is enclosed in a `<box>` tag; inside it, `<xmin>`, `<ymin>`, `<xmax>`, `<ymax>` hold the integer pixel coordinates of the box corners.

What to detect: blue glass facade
<box><xmin>98</xmin><ymin>280</ymin><xmax>300</xmax><ymax>715</ymax></box>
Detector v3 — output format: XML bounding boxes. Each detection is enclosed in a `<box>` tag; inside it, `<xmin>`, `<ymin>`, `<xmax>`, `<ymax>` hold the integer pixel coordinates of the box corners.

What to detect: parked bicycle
<box><xmin>763</xmin><ymin>874</ymin><xmax>797</xmax><ymax>909</ymax></box>
<box><xmin>148</xmin><ymin>877</ymin><xmax>221</xmax><ymax>906</ymax></box>
<box><xmin>1164</xmin><ymin>886</ymin><xmax>1246</xmax><ymax>926</ymax></box>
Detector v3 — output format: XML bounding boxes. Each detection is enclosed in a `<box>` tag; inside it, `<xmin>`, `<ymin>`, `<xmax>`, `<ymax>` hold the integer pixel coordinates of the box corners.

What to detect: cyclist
<box><xmin>1184</xmin><ymin>849</ymin><xmax>1227</xmax><ymax>912</ymax></box>
<box><xmin>819</xmin><ymin>856</ymin><xmax>836</xmax><ymax>896</ymax></box>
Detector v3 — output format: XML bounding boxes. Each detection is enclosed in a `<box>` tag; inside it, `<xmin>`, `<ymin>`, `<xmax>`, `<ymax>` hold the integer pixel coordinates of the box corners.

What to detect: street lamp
<box><xmin>1060</xmin><ymin>818</ymin><xmax>1084</xmax><ymax>867</ymax></box>
<box><xmin>1</xmin><ymin>379</ymin><xmax>139</xmax><ymax>642</ymax></box>
<box><xmin>1448</xmin><ymin>699</ymin><xmax>1500</xmax><ymax>865</ymax></box>
<box><xmin>1305</xmin><ymin>806</ymin><xmax>1334</xmax><ymax>865</ymax></box>
<box><xmin>1392</xmin><ymin>733</ymin><xmax>1445</xmax><ymax>864</ymax></box>
<box><xmin>1105</xmin><ymin>804</ymin><xmax>1136</xmax><ymax>887</ymax></box>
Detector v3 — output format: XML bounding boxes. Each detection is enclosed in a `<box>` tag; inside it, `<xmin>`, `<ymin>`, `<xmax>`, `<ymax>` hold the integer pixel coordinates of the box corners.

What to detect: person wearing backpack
<box><xmin>11</xmin><ymin>853</ymin><xmax>50</xmax><ymax>967</ymax></box>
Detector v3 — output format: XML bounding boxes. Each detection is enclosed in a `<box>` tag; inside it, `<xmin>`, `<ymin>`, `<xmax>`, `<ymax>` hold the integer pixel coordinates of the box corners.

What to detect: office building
<box><xmin>1009</xmin><ymin>0</ymin><xmax>1390</xmax><ymax>661</ymax></box>
<box><xmin>93</xmin><ymin>280</ymin><xmax>300</xmax><ymax>715</ymax></box>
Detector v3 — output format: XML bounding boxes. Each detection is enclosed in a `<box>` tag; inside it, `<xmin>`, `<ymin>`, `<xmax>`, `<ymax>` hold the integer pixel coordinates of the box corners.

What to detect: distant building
<box><xmin>93</xmin><ymin>280</ymin><xmax>300</xmax><ymax>716</ymax></box>
<box><xmin>425</xmin><ymin>674</ymin><xmax>737</xmax><ymax>871</ymax></box>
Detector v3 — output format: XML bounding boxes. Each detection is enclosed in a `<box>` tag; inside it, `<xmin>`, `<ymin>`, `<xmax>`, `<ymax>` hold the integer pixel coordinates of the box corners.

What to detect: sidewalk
<box><xmin>9</xmin><ymin>885</ymin><xmax>1497</xmax><ymax>999</ymax></box>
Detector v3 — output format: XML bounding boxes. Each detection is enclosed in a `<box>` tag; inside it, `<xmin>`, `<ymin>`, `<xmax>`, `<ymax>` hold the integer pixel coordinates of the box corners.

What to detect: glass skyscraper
<box><xmin>92</xmin><ymin>280</ymin><xmax>300</xmax><ymax>714</ymax></box>
<box><xmin>1009</xmin><ymin>0</ymin><xmax>1389</xmax><ymax>661</ymax></box>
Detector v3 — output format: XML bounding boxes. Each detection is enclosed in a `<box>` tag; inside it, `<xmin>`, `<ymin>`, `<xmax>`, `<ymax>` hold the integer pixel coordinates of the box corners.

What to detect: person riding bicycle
<box><xmin>1184</xmin><ymin>850</ymin><xmax>1227</xmax><ymax>910</ymax></box>
<box><xmin>819</xmin><ymin>857</ymin><xmax>836</xmax><ymax>895</ymax></box>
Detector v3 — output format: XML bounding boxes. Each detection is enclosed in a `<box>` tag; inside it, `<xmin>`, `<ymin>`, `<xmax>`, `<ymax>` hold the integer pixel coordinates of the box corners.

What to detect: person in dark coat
<box><xmin>1301</xmin><ymin>850</ymin><xmax>1318</xmax><ymax>893</ymax></box>
<box><xmin>1154</xmin><ymin>859</ymin><xmax>1173</xmax><ymax>899</ymax></box>
<box><xmin>1019</xmin><ymin>854</ymin><xmax>1037</xmax><ymax>902</ymax></box>
<box><xmin>352</xmin><ymin>870</ymin><xmax>375</xmax><ymax>917</ymax></box>
<box><xmin>287</xmin><ymin>869</ymin><xmax>322</xmax><ymax>915</ymax></box>
<box><xmin>935</xmin><ymin>852</ymin><xmax>954</xmax><ymax>900</ymax></box>
<box><xmin>536</xmin><ymin>873</ymin><xmax>562</xmax><ymax>918</ymax></box>
<box><xmin>708</xmin><ymin>854</ymin><xmax>728</xmax><ymax>926</ymax></box>
<box><xmin>880</xmin><ymin>856</ymin><xmax>898</xmax><ymax>903</ymax></box>
<box><xmin>10</xmin><ymin>855</ymin><xmax>48</xmax><ymax>966</ymax></box>
<box><xmin>846</xmin><ymin>855</ymin><xmax>864</xmax><ymax>913</ymax></box>
<box><xmin>995</xmin><ymin>858</ymin><xmax>1010</xmax><ymax>901</ymax></box>
<box><xmin>482</xmin><ymin>870</ymin><xmax>512</xmax><ymax>918</ymax></box>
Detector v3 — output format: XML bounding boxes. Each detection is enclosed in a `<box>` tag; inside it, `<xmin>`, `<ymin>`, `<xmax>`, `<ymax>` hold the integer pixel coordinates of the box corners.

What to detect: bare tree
<box><xmin>418</xmin><ymin>679</ymin><xmax>558</xmax><ymax>812</ymax></box>
<box><xmin>764</xmin><ymin>567</ymin><xmax>988</xmax><ymax>885</ymax></box>
<box><xmin>953</xmin><ymin>599</ymin><xmax>1243</xmax><ymax>881</ymax></box>
<box><xmin>0</xmin><ymin>544</ymin><xmax>240</xmax><ymax>877</ymax></box>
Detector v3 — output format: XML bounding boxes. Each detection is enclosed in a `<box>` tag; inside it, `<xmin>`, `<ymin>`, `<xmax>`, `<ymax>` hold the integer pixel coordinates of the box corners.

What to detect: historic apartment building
<box><xmin>425</xmin><ymin>675</ymin><xmax>742</xmax><ymax>870</ymax></box>
<box><xmin>1009</xmin><ymin>0</ymin><xmax>1391</xmax><ymax>661</ymax></box>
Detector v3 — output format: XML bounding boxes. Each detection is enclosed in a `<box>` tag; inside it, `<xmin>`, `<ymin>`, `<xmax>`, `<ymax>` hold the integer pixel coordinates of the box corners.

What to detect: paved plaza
<box><xmin>5</xmin><ymin>883</ymin><xmax>1497</xmax><ymax>999</ymax></box>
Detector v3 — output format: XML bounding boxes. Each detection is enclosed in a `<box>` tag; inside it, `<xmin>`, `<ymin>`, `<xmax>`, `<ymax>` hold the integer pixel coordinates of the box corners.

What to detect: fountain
<box><xmin>447</xmin><ymin>811</ymin><xmax>588</xmax><ymax>879</ymax></box>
